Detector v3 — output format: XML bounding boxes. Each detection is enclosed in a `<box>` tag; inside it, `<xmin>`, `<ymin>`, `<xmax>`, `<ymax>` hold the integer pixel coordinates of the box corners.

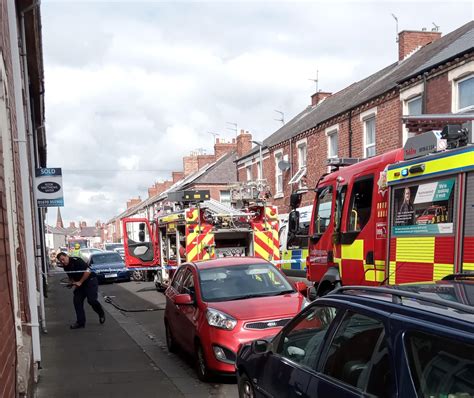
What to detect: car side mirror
<box><xmin>251</xmin><ymin>339</ymin><xmax>270</xmax><ymax>355</ymax></box>
<box><xmin>294</xmin><ymin>281</ymin><xmax>308</xmax><ymax>295</ymax></box>
<box><xmin>290</xmin><ymin>192</ymin><xmax>302</xmax><ymax>209</ymax></box>
<box><xmin>173</xmin><ymin>294</ymin><xmax>193</xmax><ymax>305</ymax></box>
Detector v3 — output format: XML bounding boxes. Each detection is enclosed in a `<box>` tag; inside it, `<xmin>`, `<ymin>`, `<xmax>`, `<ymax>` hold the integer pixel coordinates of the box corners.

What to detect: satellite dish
<box><xmin>278</xmin><ymin>160</ymin><xmax>290</xmax><ymax>171</ymax></box>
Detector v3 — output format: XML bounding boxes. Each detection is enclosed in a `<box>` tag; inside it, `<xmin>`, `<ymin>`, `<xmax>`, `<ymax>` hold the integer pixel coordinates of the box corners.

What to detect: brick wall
<box><xmin>264</xmin><ymin>94</ymin><xmax>402</xmax><ymax>212</ymax></box>
<box><xmin>425</xmin><ymin>73</ymin><xmax>452</xmax><ymax>113</ymax></box>
<box><xmin>398</xmin><ymin>30</ymin><xmax>441</xmax><ymax>60</ymax></box>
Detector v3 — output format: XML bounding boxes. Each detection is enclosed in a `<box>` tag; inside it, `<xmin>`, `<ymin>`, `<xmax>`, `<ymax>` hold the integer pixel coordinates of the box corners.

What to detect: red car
<box><xmin>164</xmin><ymin>257</ymin><xmax>308</xmax><ymax>381</ymax></box>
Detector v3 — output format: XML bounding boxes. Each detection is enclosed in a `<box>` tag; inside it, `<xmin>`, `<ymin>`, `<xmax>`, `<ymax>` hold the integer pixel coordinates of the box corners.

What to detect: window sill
<box><xmin>274</xmin><ymin>193</ymin><xmax>284</xmax><ymax>199</ymax></box>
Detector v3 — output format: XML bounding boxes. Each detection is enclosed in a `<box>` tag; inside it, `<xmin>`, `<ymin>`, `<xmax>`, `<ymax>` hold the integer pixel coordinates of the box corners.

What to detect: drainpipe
<box><xmin>348</xmin><ymin>109</ymin><xmax>353</xmax><ymax>158</ymax></box>
<box><xmin>422</xmin><ymin>72</ymin><xmax>428</xmax><ymax>114</ymax></box>
<box><xmin>7</xmin><ymin>0</ymin><xmax>42</xmax><ymax>364</ymax></box>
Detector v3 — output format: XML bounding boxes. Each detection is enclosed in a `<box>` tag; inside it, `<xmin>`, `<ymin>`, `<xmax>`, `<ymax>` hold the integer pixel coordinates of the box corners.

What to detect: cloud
<box><xmin>42</xmin><ymin>0</ymin><xmax>472</xmax><ymax>226</ymax></box>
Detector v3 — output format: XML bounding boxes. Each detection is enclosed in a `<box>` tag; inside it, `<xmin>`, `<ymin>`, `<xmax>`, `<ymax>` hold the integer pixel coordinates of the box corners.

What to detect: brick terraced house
<box><xmin>237</xmin><ymin>21</ymin><xmax>474</xmax><ymax>213</ymax></box>
<box><xmin>0</xmin><ymin>1</ymin><xmax>47</xmax><ymax>397</ymax></box>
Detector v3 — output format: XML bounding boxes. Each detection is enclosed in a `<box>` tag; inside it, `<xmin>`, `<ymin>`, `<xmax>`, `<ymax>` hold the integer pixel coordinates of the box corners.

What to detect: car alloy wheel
<box><xmin>165</xmin><ymin>322</ymin><xmax>177</xmax><ymax>353</ymax></box>
<box><xmin>132</xmin><ymin>270</ymin><xmax>144</xmax><ymax>281</ymax></box>
<box><xmin>238</xmin><ymin>374</ymin><xmax>256</xmax><ymax>398</ymax></box>
<box><xmin>195</xmin><ymin>342</ymin><xmax>211</xmax><ymax>381</ymax></box>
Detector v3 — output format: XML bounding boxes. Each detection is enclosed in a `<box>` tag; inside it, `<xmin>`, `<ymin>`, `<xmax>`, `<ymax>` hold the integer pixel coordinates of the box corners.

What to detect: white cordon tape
<box><xmin>49</xmin><ymin>259</ymin><xmax>303</xmax><ymax>274</ymax></box>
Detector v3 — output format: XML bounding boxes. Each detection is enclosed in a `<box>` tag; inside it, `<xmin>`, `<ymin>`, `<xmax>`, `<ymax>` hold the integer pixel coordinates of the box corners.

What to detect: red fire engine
<box><xmin>122</xmin><ymin>189</ymin><xmax>280</xmax><ymax>290</ymax></box>
<box><xmin>290</xmin><ymin>117</ymin><xmax>474</xmax><ymax>296</ymax></box>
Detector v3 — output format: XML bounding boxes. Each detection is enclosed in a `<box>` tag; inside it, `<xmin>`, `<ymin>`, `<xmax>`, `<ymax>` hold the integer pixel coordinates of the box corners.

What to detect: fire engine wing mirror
<box><xmin>173</xmin><ymin>294</ymin><xmax>194</xmax><ymax>305</ymax></box>
<box><xmin>290</xmin><ymin>192</ymin><xmax>302</xmax><ymax>210</ymax></box>
<box><xmin>288</xmin><ymin>210</ymin><xmax>300</xmax><ymax>235</ymax></box>
<box><xmin>138</xmin><ymin>222</ymin><xmax>146</xmax><ymax>242</ymax></box>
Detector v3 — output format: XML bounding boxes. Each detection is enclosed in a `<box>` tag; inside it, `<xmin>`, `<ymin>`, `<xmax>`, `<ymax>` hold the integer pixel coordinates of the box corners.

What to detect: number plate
<box><xmin>105</xmin><ymin>273</ymin><xmax>118</xmax><ymax>278</ymax></box>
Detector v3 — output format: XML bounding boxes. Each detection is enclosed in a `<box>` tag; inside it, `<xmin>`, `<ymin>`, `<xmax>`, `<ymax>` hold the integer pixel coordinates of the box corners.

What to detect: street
<box><xmin>100</xmin><ymin>280</ymin><xmax>239</xmax><ymax>397</ymax></box>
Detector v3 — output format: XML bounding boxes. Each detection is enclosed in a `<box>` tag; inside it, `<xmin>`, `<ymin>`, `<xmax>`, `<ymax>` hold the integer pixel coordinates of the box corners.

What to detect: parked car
<box><xmin>89</xmin><ymin>251</ymin><xmax>130</xmax><ymax>283</ymax></box>
<box><xmin>164</xmin><ymin>257</ymin><xmax>308</xmax><ymax>381</ymax></box>
<box><xmin>79</xmin><ymin>248</ymin><xmax>103</xmax><ymax>263</ymax></box>
<box><xmin>236</xmin><ymin>280</ymin><xmax>474</xmax><ymax>398</ymax></box>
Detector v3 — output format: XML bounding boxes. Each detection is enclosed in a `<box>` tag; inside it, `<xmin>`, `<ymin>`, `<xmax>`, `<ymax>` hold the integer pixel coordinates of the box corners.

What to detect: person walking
<box><xmin>56</xmin><ymin>252</ymin><xmax>106</xmax><ymax>329</ymax></box>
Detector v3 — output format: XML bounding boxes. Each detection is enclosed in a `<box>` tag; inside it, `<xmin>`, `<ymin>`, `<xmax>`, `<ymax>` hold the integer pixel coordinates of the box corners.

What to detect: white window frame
<box><xmin>454</xmin><ymin>74</ymin><xmax>474</xmax><ymax>113</ymax></box>
<box><xmin>325</xmin><ymin>124</ymin><xmax>339</xmax><ymax>160</ymax></box>
<box><xmin>274</xmin><ymin>150</ymin><xmax>284</xmax><ymax>198</ymax></box>
<box><xmin>361</xmin><ymin>108</ymin><xmax>377</xmax><ymax>159</ymax></box>
<box><xmin>448</xmin><ymin>61</ymin><xmax>474</xmax><ymax>113</ymax></box>
<box><xmin>296</xmin><ymin>138</ymin><xmax>307</xmax><ymax>169</ymax></box>
<box><xmin>246</xmin><ymin>165</ymin><xmax>252</xmax><ymax>181</ymax></box>
<box><xmin>219</xmin><ymin>190</ymin><xmax>231</xmax><ymax>205</ymax></box>
<box><xmin>400</xmin><ymin>83</ymin><xmax>424</xmax><ymax>144</ymax></box>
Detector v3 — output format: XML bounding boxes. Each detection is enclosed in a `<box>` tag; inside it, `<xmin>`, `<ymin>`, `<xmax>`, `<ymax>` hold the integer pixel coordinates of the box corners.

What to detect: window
<box><xmin>297</xmin><ymin>141</ymin><xmax>307</xmax><ymax>169</ymax></box>
<box><xmin>171</xmin><ymin>267</ymin><xmax>186</xmax><ymax>290</ymax></box>
<box><xmin>364</xmin><ymin>117</ymin><xmax>376</xmax><ymax>158</ymax></box>
<box><xmin>246</xmin><ymin>165</ymin><xmax>252</xmax><ymax>181</ymax></box>
<box><xmin>347</xmin><ymin>177</ymin><xmax>373</xmax><ymax>232</ymax></box>
<box><xmin>313</xmin><ymin>186</ymin><xmax>333</xmax><ymax>234</ymax></box>
<box><xmin>406</xmin><ymin>331</ymin><xmax>474</xmax><ymax>397</ymax></box>
<box><xmin>392</xmin><ymin>178</ymin><xmax>456</xmax><ymax>236</ymax></box>
<box><xmin>220</xmin><ymin>190</ymin><xmax>231</xmax><ymax>206</ymax></box>
<box><xmin>277</xmin><ymin>306</ymin><xmax>338</xmax><ymax>368</ymax></box>
<box><xmin>180</xmin><ymin>269</ymin><xmax>195</xmax><ymax>299</ymax></box>
<box><xmin>257</xmin><ymin>160</ymin><xmax>262</xmax><ymax>180</ymax></box>
<box><xmin>327</xmin><ymin>130</ymin><xmax>338</xmax><ymax>159</ymax></box>
<box><xmin>407</xmin><ymin>95</ymin><xmax>422</xmax><ymax>115</ymax></box>
<box><xmin>322</xmin><ymin>312</ymin><xmax>391</xmax><ymax>394</ymax></box>
<box><xmin>457</xmin><ymin>75</ymin><xmax>474</xmax><ymax>111</ymax></box>
<box><xmin>275</xmin><ymin>152</ymin><xmax>283</xmax><ymax>194</ymax></box>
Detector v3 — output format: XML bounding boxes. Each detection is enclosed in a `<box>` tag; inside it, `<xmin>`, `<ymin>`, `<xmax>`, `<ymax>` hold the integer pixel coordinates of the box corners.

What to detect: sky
<box><xmin>42</xmin><ymin>0</ymin><xmax>474</xmax><ymax>227</ymax></box>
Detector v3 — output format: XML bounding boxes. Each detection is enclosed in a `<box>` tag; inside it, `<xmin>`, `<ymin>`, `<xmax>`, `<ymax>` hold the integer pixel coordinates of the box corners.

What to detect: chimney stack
<box><xmin>126</xmin><ymin>197</ymin><xmax>141</xmax><ymax>209</ymax></box>
<box><xmin>398</xmin><ymin>29</ymin><xmax>441</xmax><ymax>61</ymax></box>
<box><xmin>311</xmin><ymin>91</ymin><xmax>332</xmax><ymax>106</ymax></box>
<box><xmin>236</xmin><ymin>129</ymin><xmax>252</xmax><ymax>157</ymax></box>
<box><xmin>172</xmin><ymin>171</ymin><xmax>184</xmax><ymax>183</ymax></box>
<box><xmin>69</xmin><ymin>221</ymin><xmax>76</xmax><ymax>229</ymax></box>
<box><xmin>80</xmin><ymin>221</ymin><xmax>87</xmax><ymax>228</ymax></box>
<box><xmin>214</xmin><ymin>137</ymin><xmax>237</xmax><ymax>159</ymax></box>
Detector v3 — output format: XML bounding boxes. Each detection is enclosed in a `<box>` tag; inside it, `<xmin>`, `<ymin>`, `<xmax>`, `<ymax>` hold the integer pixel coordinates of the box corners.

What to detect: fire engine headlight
<box><xmin>206</xmin><ymin>308</ymin><xmax>237</xmax><ymax>330</ymax></box>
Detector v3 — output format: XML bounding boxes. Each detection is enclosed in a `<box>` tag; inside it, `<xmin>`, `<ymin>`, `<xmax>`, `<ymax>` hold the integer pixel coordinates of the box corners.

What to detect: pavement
<box><xmin>35</xmin><ymin>274</ymin><xmax>183</xmax><ymax>398</ymax></box>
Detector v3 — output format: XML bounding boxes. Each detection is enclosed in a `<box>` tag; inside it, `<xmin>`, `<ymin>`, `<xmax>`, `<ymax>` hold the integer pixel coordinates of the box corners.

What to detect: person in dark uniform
<box><xmin>56</xmin><ymin>252</ymin><xmax>106</xmax><ymax>329</ymax></box>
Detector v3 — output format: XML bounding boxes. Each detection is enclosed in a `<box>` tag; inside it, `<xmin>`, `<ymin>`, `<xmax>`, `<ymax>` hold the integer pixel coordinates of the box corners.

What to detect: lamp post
<box><xmin>251</xmin><ymin>140</ymin><xmax>264</xmax><ymax>180</ymax></box>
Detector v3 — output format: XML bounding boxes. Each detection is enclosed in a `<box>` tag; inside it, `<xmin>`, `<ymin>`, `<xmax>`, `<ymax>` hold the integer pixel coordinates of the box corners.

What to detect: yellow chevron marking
<box><xmin>396</xmin><ymin>237</ymin><xmax>435</xmax><ymax>263</ymax></box>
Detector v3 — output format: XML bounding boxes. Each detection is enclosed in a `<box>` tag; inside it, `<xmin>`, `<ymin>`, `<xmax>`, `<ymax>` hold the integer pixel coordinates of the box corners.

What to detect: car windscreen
<box><xmin>198</xmin><ymin>263</ymin><xmax>294</xmax><ymax>302</ymax></box>
<box><xmin>91</xmin><ymin>253</ymin><xmax>123</xmax><ymax>264</ymax></box>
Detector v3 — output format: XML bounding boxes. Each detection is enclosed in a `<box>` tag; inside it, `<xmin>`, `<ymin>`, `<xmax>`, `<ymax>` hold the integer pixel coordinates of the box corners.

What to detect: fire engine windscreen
<box><xmin>125</xmin><ymin>222</ymin><xmax>154</xmax><ymax>262</ymax></box>
<box><xmin>392</xmin><ymin>178</ymin><xmax>455</xmax><ymax>235</ymax></box>
<box><xmin>313</xmin><ymin>186</ymin><xmax>333</xmax><ymax>235</ymax></box>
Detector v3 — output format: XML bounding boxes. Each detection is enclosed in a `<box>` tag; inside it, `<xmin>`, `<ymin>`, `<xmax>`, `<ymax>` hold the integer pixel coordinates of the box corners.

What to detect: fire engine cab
<box><xmin>292</xmin><ymin>117</ymin><xmax>474</xmax><ymax>297</ymax></box>
<box><xmin>122</xmin><ymin>188</ymin><xmax>280</xmax><ymax>291</ymax></box>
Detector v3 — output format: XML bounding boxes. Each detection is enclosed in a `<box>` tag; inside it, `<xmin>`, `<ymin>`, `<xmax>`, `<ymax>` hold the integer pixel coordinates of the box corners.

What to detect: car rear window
<box><xmin>405</xmin><ymin>330</ymin><xmax>474</xmax><ymax>398</ymax></box>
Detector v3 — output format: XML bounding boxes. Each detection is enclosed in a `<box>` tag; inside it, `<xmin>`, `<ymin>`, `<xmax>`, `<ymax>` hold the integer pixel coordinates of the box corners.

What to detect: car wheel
<box><xmin>132</xmin><ymin>270</ymin><xmax>144</xmax><ymax>281</ymax></box>
<box><xmin>195</xmin><ymin>341</ymin><xmax>211</xmax><ymax>382</ymax></box>
<box><xmin>238</xmin><ymin>373</ymin><xmax>256</xmax><ymax>398</ymax></box>
<box><xmin>165</xmin><ymin>321</ymin><xmax>177</xmax><ymax>353</ymax></box>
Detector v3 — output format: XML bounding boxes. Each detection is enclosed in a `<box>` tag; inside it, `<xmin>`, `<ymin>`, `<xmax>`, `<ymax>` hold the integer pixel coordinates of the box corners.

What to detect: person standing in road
<box><xmin>56</xmin><ymin>252</ymin><xmax>106</xmax><ymax>329</ymax></box>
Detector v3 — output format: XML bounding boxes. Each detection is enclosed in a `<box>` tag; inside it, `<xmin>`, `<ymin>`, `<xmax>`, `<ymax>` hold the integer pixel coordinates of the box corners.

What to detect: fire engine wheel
<box><xmin>195</xmin><ymin>341</ymin><xmax>212</xmax><ymax>382</ymax></box>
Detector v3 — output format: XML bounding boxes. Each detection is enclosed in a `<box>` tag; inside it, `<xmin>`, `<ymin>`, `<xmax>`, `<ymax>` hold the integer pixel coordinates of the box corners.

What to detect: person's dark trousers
<box><xmin>73</xmin><ymin>277</ymin><xmax>105</xmax><ymax>326</ymax></box>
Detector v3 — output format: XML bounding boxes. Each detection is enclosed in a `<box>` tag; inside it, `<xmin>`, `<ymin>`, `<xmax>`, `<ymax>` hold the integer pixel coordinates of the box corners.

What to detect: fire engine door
<box><xmin>462</xmin><ymin>171</ymin><xmax>474</xmax><ymax>272</ymax></box>
<box><xmin>122</xmin><ymin>218</ymin><xmax>158</xmax><ymax>267</ymax></box>
<box><xmin>339</xmin><ymin>175</ymin><xmax>376</xmax><ymax>285</ymax></box>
